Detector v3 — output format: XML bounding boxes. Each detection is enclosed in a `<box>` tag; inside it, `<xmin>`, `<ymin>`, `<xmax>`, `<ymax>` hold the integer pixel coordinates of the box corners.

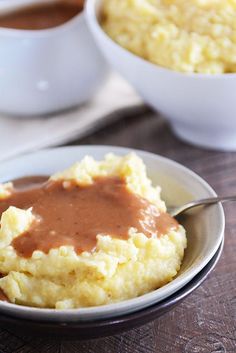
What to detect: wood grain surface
<box><xmin>1</xmin><ymin>111</ymin><xmax>235</xmax><ymax>353</ymax></box>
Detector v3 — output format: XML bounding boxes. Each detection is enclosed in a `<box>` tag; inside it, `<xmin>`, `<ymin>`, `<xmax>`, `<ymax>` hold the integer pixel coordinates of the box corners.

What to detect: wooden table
<box><xmin>1</xmin><ymin>111</ymin><xmax>235</xmax><ymax>352</ymax></box>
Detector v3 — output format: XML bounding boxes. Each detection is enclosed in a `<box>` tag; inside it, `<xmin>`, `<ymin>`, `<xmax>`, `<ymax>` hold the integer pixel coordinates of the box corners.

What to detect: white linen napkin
<box><xmin>0</xmin><ymin>74</ymin><xmax>144</xmax><ymax>162</ymax></box>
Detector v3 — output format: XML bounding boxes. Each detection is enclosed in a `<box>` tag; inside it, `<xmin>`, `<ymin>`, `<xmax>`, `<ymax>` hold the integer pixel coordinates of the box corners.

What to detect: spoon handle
<box><xmin>189</xmin><ymin>195</ymin><xmax>236</xmax><ymax>206</ymax></box>
<box><xmin>169</xmin><ymin>195</ymin><xmax>236</xmax><ymax>217</ymax></box>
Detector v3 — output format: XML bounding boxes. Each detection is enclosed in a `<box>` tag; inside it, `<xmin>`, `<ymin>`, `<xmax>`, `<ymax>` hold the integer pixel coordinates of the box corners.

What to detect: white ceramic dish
<box><xmin>0</xmin><ymin>146</ymin><xmax>225</xmax><ymax>322</ymax></box>
<box><xmin>85</xmin><ymin>0</ymin><xmax>236</xmax><ymax>151</ymax></box>
<box><xmin>0</xmin><ymin>0</ymin><xmax>108</xmax><ymax>116</ymax></box>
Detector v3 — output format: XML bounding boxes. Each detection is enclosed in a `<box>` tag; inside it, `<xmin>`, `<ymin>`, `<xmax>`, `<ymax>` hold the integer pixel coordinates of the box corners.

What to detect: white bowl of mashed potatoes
<box><xmin>0</xmin><ymin>146</ymin><xmax>224</xmax><ymax>322</ymax></box>
<box><xmin>86</xmin><ymin>0</ymin><xmax>236</xmax><ymax>151</ymax></box>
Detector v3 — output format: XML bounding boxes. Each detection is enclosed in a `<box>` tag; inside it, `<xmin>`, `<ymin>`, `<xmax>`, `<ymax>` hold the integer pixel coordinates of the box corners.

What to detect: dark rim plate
<box><xmin>0</xmin><ymin>239</ymin><xmax>224</xmax><ymax>340</ymax></box>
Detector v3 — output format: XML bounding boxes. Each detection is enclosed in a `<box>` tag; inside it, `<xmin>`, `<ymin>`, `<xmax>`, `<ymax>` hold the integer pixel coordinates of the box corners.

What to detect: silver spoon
<box><xmin>168</xmin><ymin>195</ymin><xmax>236</xmax><ymax>217</ymax></box>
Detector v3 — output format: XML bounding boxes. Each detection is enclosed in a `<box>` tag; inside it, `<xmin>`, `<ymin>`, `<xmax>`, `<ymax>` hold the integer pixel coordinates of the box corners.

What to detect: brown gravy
<box><xmin>0</xmin><ymin>288</ymin><xmax>9</xmax><ymax>302</ymax></box>
<box><xmin>0</xmin><ymin>176</ymin><xmax>178</xmax><ymax>258</ymax></box>
<box><xmin>0</xmin><ymin>1</ymin><xmax>84</xmax><ymax>30</ymax></box>
<box><xmin>12</xmin><ymin>175</ymin><xmax>49</xmax><ymax>189</ymax></box>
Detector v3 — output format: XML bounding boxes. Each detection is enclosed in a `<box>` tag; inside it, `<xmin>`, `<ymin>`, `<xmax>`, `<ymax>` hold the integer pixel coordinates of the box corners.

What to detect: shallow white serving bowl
<box><xmin>85</xmin><ymin>0</ymin><xmax>236</xmax><ymax>151</ymax></box>
<box><xmin>0</xmin><ymin>146</ymin><xmax>225</xmax><ymax>322</ymax></box>
<box><xmin>0</xmin><ymin>0</ymin><xmax>108</xmax><ymax>116</ymax></box>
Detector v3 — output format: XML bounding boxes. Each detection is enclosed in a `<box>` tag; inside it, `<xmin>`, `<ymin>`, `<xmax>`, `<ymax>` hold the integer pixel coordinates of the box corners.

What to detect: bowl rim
<box><xmin>85</xmin><ymin>0</ymin><xmax>236</xmax><ymax>79</ymax></box>
<box><xmin>0</xmin><ymin>145</ymin><xmax>225</xmax><ymax>321</ymax></box>
<box><xmin>0</xmin><ymin>0</ymin><xmax>85</xmax><ymax>38</ymax></box>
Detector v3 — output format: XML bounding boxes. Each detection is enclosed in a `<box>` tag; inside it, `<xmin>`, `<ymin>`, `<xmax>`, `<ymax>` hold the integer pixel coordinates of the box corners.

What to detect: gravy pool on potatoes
<box><xmin>0</xmin><ymin>1</ymin><xmax>84</xmax><ymax>30</ymax></box>
<box><xmin>0</xmin><ymin>176</ymin><xmax>178</xmax><ymax>258</ymax></box>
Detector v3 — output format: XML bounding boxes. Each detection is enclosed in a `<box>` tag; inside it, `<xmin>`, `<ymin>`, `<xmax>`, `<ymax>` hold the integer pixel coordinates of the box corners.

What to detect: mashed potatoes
<box><xmin>102</xmin><ymin>0</ymin><xmax>236</xmax><ymax>74</ymax></box>
<box><xmin>0</xmin><ymin>153</ymin><xmax>186</xmax><ymax>309</ymax></box>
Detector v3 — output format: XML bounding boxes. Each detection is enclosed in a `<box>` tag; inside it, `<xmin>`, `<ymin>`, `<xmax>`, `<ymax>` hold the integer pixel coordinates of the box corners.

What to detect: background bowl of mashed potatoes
<box><xmin>86</xmin><ymin>0</ymin><xmax>236</xmax><ymax>151</ymax></box>
<box><xmin>0</xmin><ymin>146</ymin><xmax>224</xmax><ymax>327</ymax></box>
